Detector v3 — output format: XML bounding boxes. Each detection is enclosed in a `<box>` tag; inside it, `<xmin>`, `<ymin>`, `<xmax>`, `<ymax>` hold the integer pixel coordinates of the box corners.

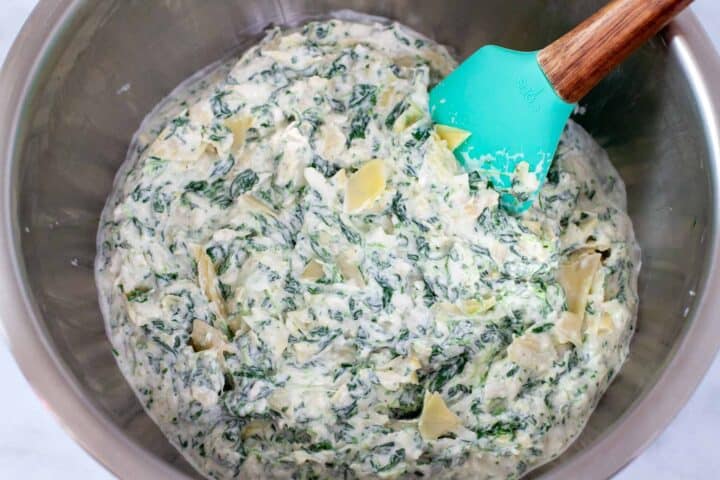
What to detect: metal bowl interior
<box><xmin>1</xmin><ymin>1</ymin><xmax>720</xmax><ymax>479</ymax></box>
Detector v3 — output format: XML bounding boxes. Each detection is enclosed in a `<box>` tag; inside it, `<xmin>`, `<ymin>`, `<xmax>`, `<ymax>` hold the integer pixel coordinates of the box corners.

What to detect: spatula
<box><xmin>430</xmin><ymin>0</ymin><xmax>692</xmax><ymax>213</ymax></box>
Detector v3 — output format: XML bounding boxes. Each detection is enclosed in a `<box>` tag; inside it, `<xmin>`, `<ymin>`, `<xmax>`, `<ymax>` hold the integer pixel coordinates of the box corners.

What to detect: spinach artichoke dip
<box><xmin>96</xmin><ymin>19</ymin><xmax>640</xmax><ymax>480</ymax></box>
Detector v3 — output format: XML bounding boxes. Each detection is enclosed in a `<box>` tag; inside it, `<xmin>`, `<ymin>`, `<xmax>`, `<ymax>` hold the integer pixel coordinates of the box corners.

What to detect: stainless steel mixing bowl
<box><xmin>1</xmin><ymin>1</ymin><xmax>719</xmax><ymax>478</ymax></box>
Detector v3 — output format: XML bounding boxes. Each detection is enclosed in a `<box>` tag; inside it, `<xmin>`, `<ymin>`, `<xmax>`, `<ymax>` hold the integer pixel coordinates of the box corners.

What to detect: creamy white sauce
<box><xmin>96</xmin><ymin>19</ymin><xmax>640</xmax><ymax>479</ymax></box>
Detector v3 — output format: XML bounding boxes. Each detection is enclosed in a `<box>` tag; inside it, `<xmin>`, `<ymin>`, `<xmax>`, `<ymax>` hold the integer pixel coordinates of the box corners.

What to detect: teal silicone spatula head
<box><xmin>430</xmin><ymin>47</ymin><xmax>573</xmax><ymax>214</ymax></box>
<box><xmin>430</xmin><ymin>0</ymin><xmax>692</xmax><ymax>214</ymax></box>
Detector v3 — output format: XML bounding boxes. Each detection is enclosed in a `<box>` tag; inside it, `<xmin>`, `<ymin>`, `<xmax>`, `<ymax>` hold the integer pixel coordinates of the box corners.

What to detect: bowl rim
<box><xmin>1</xmin><ymin>2</ymin><xmax>719</xmax><ymax>479</ymax></box>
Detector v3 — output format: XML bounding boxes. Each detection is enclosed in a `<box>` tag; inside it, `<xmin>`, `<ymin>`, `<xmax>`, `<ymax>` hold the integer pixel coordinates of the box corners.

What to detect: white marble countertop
<box><xmin>2</xmin><ymin>1</ymin><xmax>720</xmax><ymax>478</ymax></box>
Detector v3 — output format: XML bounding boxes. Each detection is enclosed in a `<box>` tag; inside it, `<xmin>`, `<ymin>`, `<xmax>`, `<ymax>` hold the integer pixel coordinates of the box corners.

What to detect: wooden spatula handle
<box><xmin>538</xmin><ymin>0</ymin><xmax>692</xmax><ymax>103</ymax></box>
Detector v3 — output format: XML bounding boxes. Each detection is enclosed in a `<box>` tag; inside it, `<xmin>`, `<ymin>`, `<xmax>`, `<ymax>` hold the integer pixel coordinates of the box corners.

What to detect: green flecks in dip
<box><xmin>96</xmin><ymin>19</ymin><xmax>640</xmax><ymax>480</ymax></box>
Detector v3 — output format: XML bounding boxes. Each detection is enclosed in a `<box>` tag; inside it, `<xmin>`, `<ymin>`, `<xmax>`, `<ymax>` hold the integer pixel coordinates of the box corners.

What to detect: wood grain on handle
<box><xmin>538</xmin><ymin>0</ymin><xmax>692</xmax><ymax>103</ymax></box>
